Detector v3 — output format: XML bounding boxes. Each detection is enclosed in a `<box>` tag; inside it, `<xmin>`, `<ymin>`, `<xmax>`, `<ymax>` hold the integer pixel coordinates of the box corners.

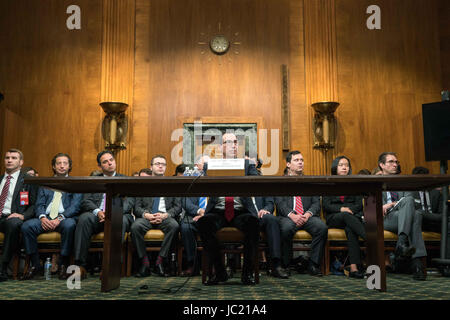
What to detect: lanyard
<box><xmin>419</xmin><ymin>191</ymin><xmax>432</xmax><ymax>213</ymax></box>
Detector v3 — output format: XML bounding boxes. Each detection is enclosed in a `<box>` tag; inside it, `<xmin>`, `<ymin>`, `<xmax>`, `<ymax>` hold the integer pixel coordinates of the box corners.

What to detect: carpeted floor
<box><xmin>1</xmin><ymin>270</ymin><xmax>450</xmax><ymax>300</ymax></box>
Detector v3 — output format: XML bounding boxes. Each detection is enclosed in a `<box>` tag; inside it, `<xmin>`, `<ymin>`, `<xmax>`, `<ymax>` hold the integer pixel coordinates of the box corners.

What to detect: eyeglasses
<box><xmin>152</xmin><ymin>162</ymin><xmax>167</xmax><ymax>167</ymax></box>
<box><xmin>386</xmin><ymin>160</ymin><xmax>399</xmax><ymax>165</ymax></box>
<box><xmin>223</xmin><ymin>140</ymin><xmax>238</xmax><ymax>145</ymax></box>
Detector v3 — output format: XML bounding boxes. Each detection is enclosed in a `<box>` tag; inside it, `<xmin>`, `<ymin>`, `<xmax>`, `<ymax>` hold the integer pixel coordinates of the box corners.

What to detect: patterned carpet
<box><xmin>1</xmin><ymin>270</ymin><xmax>450</xmax><ymax>300</ymax></box>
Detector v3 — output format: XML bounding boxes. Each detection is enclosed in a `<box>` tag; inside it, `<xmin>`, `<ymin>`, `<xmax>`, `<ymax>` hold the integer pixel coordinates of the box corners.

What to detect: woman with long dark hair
<box><xmin>323</xmin><ymin>156</ymin><xmax>366</xmax><ymax>278</ymax></box>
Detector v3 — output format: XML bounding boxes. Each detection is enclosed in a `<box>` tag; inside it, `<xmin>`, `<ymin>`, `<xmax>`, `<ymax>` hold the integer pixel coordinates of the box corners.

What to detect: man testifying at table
<box><xmin>131</xmin><ymin>155</ymin><xmax>182</xmax><ymax>277</ymax></box>
<box><xmin>21</xmin><ymin>153</ymin><xmax>82</xmax><ymax>280</ymax></box>
<box><xmin>379</xmin><ymin>152</ymin><xmax>427</xmax><ymax>281</ymax></box>
<box><xmin>197</xmin><ymin>132</ymin><xmax>260</xmax><ymax>285</ymax></box>
<box><xmin>73</xmin><ymin>150</ymin><xmax>134</xmax><ymax>279</ymax></box>
<box><xmin>0</xmin><ymin>149</ymin><xmax>37</xmax><ymax>282</ymax></box>
<box><xmin>275</xmin><ymin>151</ymin><xmax>328</xmax><ymax>277</ymax></box>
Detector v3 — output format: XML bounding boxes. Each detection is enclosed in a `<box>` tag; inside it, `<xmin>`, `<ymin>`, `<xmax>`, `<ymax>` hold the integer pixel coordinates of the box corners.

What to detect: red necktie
<box><xmin>294</xmin><ymin>196</ymin><xmax>304</xmax><ymax>215</ymax></box>
<box><xmin>225</xmin><ymin>197</ymin><xmax>235</xmax><ymax>222</ymax></box>
<box><xmin>0</xmin><ymin>175</ymin><xmax>12</xmax><ymax>215</ymax></box>
<box><xmin>340</xmin><ymin>196</ymin><xmax>345</xmax><ymax>202</ymax></box>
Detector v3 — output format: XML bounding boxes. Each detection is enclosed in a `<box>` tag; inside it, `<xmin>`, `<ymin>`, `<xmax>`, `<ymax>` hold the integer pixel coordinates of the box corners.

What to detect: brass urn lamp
<box><xmin>311</xmin><ymin>101</ymin><xmax>340</xmax><ymax>151</ymax></box>
<box><xmin>100</xmin><ymin>102</ymin><xmax>129</xmax><ymax>153</ymax></box>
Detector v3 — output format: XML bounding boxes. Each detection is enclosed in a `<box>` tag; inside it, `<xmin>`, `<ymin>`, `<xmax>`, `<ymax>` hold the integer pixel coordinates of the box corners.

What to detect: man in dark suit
<box><xmin>409</xmin><ymin>166</ymin><xmax>449</xmax><ymax>276</ymax></box>
<box><xmin>73</xmin><ymin>150</ymin><xmax>134</xmax><ymax>279</ymax></box>
<box><xmin>275</xmin><ymin>150</ymin><xmax>328</xmax><ymax>277</ymax></box>
<box><xmin>180</xmin><ymin>196</ymin><xmax>205</xmax><ymax>276</ymax></box>
<box><xmin>0</xmin><ymin>149</ymin><xmax>37</xmax><ymax>282</ymax></box>
<box><xmin>379</xmin><ymin>152</ymin><xmax>427</xmax><ymax>280</ymax></box>
<box><xmin>197</xmin><ymin>132</ymin><xmax>260</xmax><ymax>285</ymax></box>
<box><xmin>21</xmin><ymin>153</ymin><xmax>82</xmax><ymax>280</ymax></box>
<box><xmin>251</xmin><ymin>196</ymin><xmax>288</xmax><ymax>278</ymax></box>
<box><xmin>131</xmin><ymin>155</ymin><xmax>182</xmax><ymax>277</ymax></box>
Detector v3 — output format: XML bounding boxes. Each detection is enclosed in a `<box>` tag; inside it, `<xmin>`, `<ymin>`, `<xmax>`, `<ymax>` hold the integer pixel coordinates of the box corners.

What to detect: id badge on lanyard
<box><xmin>20</xmin><ymin>191</ymin><xmax>29</xmax><ymax>206</ymax></box>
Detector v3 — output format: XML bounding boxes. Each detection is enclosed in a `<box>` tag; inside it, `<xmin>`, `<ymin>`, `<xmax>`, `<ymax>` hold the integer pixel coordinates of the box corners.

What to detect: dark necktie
<box><xmin>0</xmin><ymin>175</ymin><xmax>12</xmax><ymax>215</ymax></box>
<box><xmin>152</xmin><ymin>197</ymin><xmax>161</xmax><ymax>213</ymax></box>
<box><xmin>340</xmin><ymin>196</ymin><xmax>345</xmax><ymax>203</ymax></box>
<box><xmin>225</xmin><ymin>197</ymin><xmax>235</xmax><ymax>222</ymax></box>
<box><xmin>390</xmin><ymin>192</ymin><xmax>399</xmax><ymax>202</ymax></box>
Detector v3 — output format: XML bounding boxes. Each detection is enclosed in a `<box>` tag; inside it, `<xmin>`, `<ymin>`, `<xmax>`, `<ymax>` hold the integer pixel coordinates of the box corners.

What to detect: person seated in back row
<box><xmin>275</xmin><ymin>150</ymin><xmax>328</xmax><ymax>277</ymax></box>
<box><xmin>21</xmin><ymin>153</ymin><xmax>82</xmax><ymax>280</ymax></box>
<box><xmin>409</xmin><ymin>166</ymin><xmax>450</xmax><ymax>277</ymax></box>
<box><xmin>322</xmin><ymin>156</ymin><xmax>366</xmax><ymax>279</ymax></box>
<box><xmin>378</xmin><ymin>152</ymin><xmax>426</xmax><ymax>281</ymax></box>
<box><xmin>73</xmin><ymin>150</ymin><xmax>134</xmax><ymax>280</ymax></box>
<box><xmin>132</xmin><ymin>155</ymin><xmax>182</xmax><ymax>278</ymax></box>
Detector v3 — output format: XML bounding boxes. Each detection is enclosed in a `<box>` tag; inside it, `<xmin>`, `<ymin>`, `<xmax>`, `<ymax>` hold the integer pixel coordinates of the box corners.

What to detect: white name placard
<box><xmin>207</xmin><ymin>158</ymin><xmax>245</xmax><ymax>170</ymax></box>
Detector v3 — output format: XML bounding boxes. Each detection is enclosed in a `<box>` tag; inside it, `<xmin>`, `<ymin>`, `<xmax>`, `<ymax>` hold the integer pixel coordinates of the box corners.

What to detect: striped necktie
<box><xmin>199</xmin><ymin>197</ymin><xmax>207</xmax><ymax>209</ymax></box>
<box><xmin>0</xmin><ymin>175</ymin><xmax>12</xmax><ymax>215</ymax></box>
<box><xmin>294</xmin><ymin>196</ymin><xmax>304</xmax><ymax>215</ymax></box>
<box><xmin>390</xmin><ymin>192</ymin><xmax>399</xmax><ymax>202</ymax></box>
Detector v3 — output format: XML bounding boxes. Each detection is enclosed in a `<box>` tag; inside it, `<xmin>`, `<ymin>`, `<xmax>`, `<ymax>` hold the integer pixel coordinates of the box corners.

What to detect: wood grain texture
<box><xmin>0</xmin><ymin>0</ymin><xmax>447</xmax><ymax>177</ymax></box>
<box><xmin>439</xmin><ymin>0</ymin><xmax>450</xmax><ymax>91</ymax></box>
<box><xmin>304</xmin><ymin>0</ymin><xmax>339</xmax><ymax>174</ymax></box>
<box><xmin>0</xmin><ymin>0</ymin><xmax>103</xmax><ymax>176</ymax></box>
<box><xmin>132</xmin><ymin>0</ymin><xmax>290</xmax><ymax>176</ymax></box>
<box><xmin>100</xmin><ymin>0</ymin><xmax>136</xmax><ymax>174</ymax></box>
<box><xmin>334</xmin><ymin>0</ymin><xmax>444</xmax><ymax>174</ymax></box>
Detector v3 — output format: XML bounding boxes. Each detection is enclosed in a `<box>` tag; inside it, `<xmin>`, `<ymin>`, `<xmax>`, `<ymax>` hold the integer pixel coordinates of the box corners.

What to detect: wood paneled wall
<box><xmin>132</xmin><ymin>0</ymin><xmax>290</xmax><ymax>176</ymax></box>
<box><xmin>0</xmin><ymin>0</ymin><xmax>103</xmax><ymax>176</ymax></box>
<box><xmin>334</xmin><ymin>0</ymin><xmax>445</xmax><ymax>174</ymax></box>
<box><xmin>0</xmin><ymin>0</ymin><xmax>448</xmax><ymax>177</ymax></box>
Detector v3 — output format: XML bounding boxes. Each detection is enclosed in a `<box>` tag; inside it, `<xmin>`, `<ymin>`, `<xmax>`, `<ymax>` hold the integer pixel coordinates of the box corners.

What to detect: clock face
<box><xmin>209</xmin><ymin>35</ymin><xmax>230</xmax><ymax>55</ymax></box>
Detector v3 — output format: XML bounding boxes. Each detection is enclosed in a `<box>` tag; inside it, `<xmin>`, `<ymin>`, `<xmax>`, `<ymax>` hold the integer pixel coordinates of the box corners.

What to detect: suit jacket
<box><xmin>134</xmin><ymin>196</ymin><xmax>182</xmax><ymax>220</ymax></box>
<box><xmin>204</xmin><ymin>159</ymin><xmax>260</xmax><ymax>215</ymax></box>
<box><xmin>253</xmin><ymin>197</ymin><xmax>275</xmax><ymax>215</ymax></box>
<box><xmin>382</xmin><ymin>191</ymin><xmax>408</xmax><ymax>206</ymax></box>
<box><xmin>80</xmin><ymin>173</ymin><xmax>133</xmax><ymax>215</ymax></box>
<box><xmin>35</xmin><ymin>186</ymin><xmax>82</xmax><ymax>219</ymax></box>
<box><xmin>407</xmin><ymin>189</ymin><xmax>443</xmax><ymax>214</ymax></box>
<box><xmin>0</xmin><ymin>171</ymin><xmax>37</xmax><ymax>221</ymax></box>
<box><xmin>274</xmin><ymin>196</ymin><xmax>321</xmax><ymax>218</ymax></box>
<box><xmin>322</xmin><ymin>195</ymin><xmax>364</xmax><ymax>220</ymax></box>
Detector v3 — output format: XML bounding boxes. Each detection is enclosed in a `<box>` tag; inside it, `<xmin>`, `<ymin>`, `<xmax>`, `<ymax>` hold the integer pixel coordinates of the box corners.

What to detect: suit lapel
<box><xmin>11</xmin><ymin>172</ymin><xmax>25</xmax><ymax>206</ymax></box>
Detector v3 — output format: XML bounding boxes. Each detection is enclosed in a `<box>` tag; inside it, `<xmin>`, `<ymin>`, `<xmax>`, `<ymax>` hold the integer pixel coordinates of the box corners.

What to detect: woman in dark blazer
<box><xmin>323</xmin><ymin>156</ymin><xmax>366</xmax><ymax>279</ymax></box>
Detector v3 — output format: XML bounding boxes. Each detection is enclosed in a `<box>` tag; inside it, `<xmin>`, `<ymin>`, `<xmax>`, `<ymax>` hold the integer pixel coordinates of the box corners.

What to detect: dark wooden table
<box><xmin>25</xmin><ymin>174</ymin><xmax>450</xmax><ymax>292</ymax></box>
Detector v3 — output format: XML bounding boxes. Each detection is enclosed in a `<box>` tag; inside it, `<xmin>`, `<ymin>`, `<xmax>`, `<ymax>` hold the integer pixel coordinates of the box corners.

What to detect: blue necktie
<box><xmin>152</xmin><ymin>197</ymin><xmax>160</xmax><ymax>213</ymax></box>
<box><xmin>199</xmin><ymin>197</ymin><xmax>207</xmax><ymax>209</ymax></box>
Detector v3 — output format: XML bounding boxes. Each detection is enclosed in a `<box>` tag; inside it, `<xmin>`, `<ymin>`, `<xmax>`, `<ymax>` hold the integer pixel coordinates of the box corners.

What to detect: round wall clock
<box><xmin>209</xmin><ymin>35</ymin><xmax>230</xmax><ymax>55</ymax></box>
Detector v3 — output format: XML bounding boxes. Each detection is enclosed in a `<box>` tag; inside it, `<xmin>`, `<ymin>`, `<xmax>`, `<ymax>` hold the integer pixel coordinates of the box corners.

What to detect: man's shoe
<box><xmin>395</xmin><ymin>242</ymin><xmax>416</xmax><ymax>258</ymax></box>
<box><xmin>241</xmin><ymin>272</ymin><xmax>256</xmax><ymax>285</ymax></box>
<box><xmin>135</xmin><ymin>264</ymin><xmax>151</xmax><ymax>278</ymax></box>
<box><xmin>307</xmin><ymin>263</ymin><xmax>323</xmax><ymax>277</ymax></box>
<box><xmin>20</xmin><ymin>266</ymin><xmax>43</xmax><ymax>281</ymax></box>
<box><xmin>412</xmin><ymin>260</ymin><xmax>426</xmax><ymax>281</ymax></box>
<box><xmin>155</xmin><ymin>263</ymin><xmax>169</xmax><ymax>277</ymax></box>
<box><xmin>271</xmin><ymin>266</ymin><xmax>289</xmax><ymax>279</ymax></box>
<box><xmin>440</xmin><ymin>266</ymin><xmax>450</xmax><ymax>277</ymax></box>
<box><xmin>0</xmin><ymin>270</ymin><xmax>8</xmax><ymax>282</ymax></box>
<box><xmin>205</xmin><ymin>271</ymin><xmax>228</xmax><ymax>286</ymax></box>
<box><xmin>349</xmin><ymin>270</ymin><xmax>365</xmax><ymax>279</ymax></box>
<box><xmin>181</xmin><ymin>266</ymin><xmax>194</xmax><ymax>277</ymax></box>
<box><xmin>58</xmin><ymin>265</ymin><xmax>69</xmax><ymax>280</ymax></box>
